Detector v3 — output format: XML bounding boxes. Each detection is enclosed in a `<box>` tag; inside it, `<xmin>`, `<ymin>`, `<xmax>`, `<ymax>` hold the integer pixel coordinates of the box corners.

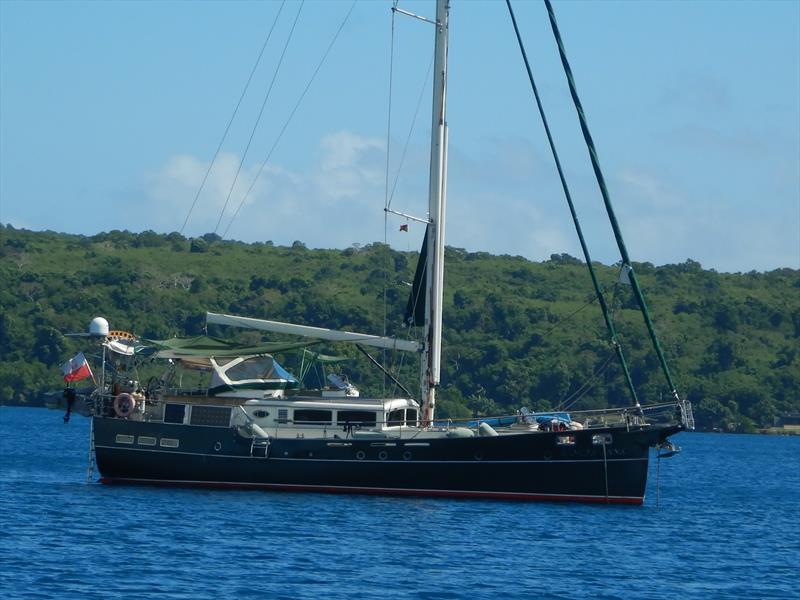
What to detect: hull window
<box><xmin>592</xmin><ymin>434</ymin><xmax>613</xmax><ymax>446</ymax></box>
<box><xmin>137</xmin><ymin>436</ymin><xmax>157</xmax><ymax>446</ymax></box>
<box><xmin>190</xmin><ymin>406</ymin><xmax>232</xmax><ymax>427</ymax></box>
<box><xmin>164</xmin><ymin>404</ymin><xmax>186</xmax><ymax>424</ymax></box>
<box><xmin>294</xmin><ymin>409</ymin><xmax>332</xmax><ymax>425</ymax></box>
<box><xmin>115</xmin><ymin>434</ymin><xmax>134</xmax><ymax>445</ymax></box>
<box><xmin>160</xmin><ymin>438</ymin><xmax>180</xmax><ymax>448</ymax></box>
<box><xmin>336</xmin><ymin>410</ymin><xmax>377</xmax><ymax>427</ymax></box>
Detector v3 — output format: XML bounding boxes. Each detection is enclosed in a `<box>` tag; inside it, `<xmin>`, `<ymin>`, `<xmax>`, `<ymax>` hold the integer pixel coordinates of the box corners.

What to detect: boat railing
<box><xmin>435</xmin><ymin>400</ymin><xmax>688</xmax><ymax>433</ymax></box>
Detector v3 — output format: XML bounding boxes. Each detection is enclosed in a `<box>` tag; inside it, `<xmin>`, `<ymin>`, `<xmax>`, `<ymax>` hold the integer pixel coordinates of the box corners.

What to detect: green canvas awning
<box><xmin>146</xmin><ymin>335</ymin><xmax>318</xmax><ymax>359</ymax></box>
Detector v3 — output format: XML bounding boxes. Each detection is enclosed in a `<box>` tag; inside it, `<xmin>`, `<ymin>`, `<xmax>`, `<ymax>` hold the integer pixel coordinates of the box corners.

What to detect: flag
<box><xmin>399</xmin><ymin>224</ymin><xmax>408</xmax><ymax>232</ymax></box>
<box><xmin>61</xmin><ymin>352</ymin><xmax>93</xmax><ymax>383</ymax></box>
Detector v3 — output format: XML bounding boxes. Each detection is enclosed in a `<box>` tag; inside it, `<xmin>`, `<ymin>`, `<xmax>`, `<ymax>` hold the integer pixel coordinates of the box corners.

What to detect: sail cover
<box><xmin>404</xmin><ymin>225</ymin><xmax>429</xmax><ymax>327</ymax></box>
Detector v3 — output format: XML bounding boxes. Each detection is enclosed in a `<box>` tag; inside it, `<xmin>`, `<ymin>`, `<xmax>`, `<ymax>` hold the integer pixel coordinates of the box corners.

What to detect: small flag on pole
<box><xmin>399</xmin><ymin>224</ymin><xmax>408</xmax><ymax>232</ymax></box>
<box><xmin>61</xmin><ymin>352</ymin><xmax>93</xmax><ymax>383</ymax></box>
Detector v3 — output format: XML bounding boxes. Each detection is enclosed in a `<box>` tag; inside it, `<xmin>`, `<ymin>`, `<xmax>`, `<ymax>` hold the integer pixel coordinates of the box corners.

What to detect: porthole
<box><xmin>473</xmin><ymin>452</ymin><xmax>484</xmax><ymax>461</ymax></box>
<box><xmin>253</xmin><ymin>410</ymin><xmax>269</xmax><ymax>418</ymax></box>
<box><xmin>214</xmin><ymin>441</ymin><xmax>222</xmax><ymax>452</ymax></box>
<box><xmin>402</xmin><ymin>451</ymin><xmax>412</xmax><ymax>461</ymax></box>
<box><xmin>356</xmin><ymin>450</ymin><xmax>366</xmax><ymax>460</ymax></box>
<box><xmin>378</xmin><ymin>450</ymin><xmax>388</xmax><ymax>461</ymax></box>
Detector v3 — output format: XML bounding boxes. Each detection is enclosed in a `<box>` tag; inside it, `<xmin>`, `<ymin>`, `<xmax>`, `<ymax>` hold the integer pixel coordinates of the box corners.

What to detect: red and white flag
<box><xmin>61</xmin><ymin>352</ymin><xmax>93</xmax><ymax>383</ymax></box>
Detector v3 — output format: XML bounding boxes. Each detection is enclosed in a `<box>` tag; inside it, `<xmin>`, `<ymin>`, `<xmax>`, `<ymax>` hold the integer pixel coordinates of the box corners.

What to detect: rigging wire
<box><xmin>213</xmin><ymin>0</ymin><xmax>305</xmax><ymax>235</ymax></box>
<box><xmin>505</xmin><ymin>0</ymin><xmax>640</xmax><ymax>409</ymax></box>
<box><xmin>557</xmin><ymin>351</ymin><xmax>616</xmax><ymax>411</ymax></box>
<box><xmin>542</xmin><ymin>0</ymin><xmax>679</xmax><ymax>399</ymax></box>
<box><xmin>387</xmin><ymin>55</ymin><xmax>434</xmax><ymax>210</ymax></box>
<box><xmin>179</xmin><ymin>1</ymin><xmax>287</xmax><ymax>235</ymax></box>
<box><xmin>221</xmin><ymin>0</ymin><xmax>358</xmax><ymax>239</ymax></box>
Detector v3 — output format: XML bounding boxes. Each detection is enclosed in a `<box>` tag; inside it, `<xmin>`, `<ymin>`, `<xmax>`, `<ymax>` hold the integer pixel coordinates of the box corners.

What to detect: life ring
<box><xmin>114</xmin><ymin>393</ymin><xmax>136</xmax><ymax>418</ymax></box>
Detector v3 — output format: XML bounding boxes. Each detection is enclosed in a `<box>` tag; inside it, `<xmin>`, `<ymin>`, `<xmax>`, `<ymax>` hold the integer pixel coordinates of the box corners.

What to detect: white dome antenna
<box><xmin>89</xmin><ymin>317</ymin><xmax>109</xmax><ymax>337</ymax></box>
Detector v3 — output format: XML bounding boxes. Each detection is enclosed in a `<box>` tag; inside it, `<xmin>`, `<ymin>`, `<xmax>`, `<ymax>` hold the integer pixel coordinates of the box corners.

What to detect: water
<box><xmin>1</xmin><ymin>407</ymin><xmax>798</xmax><ymax>599</ymax></box>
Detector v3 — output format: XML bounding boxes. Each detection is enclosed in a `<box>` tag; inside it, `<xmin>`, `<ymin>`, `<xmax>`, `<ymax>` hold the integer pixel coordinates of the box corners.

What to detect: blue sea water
<box><xmin>1</xmin><ymin>406</ymin><xmax>798</xmax><ymax>600</ymax></box>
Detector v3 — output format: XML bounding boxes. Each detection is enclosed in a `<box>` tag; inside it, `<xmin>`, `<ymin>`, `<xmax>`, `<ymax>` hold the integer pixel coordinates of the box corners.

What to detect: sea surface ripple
<box><xmin>1</xmin><ymin>407</ymin><xmax>798</xmax><ymax>599</ymax></box>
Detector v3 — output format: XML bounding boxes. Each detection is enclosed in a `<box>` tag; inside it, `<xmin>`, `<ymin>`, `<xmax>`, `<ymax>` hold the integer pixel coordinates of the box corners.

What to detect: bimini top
<box><xmin>146</xmin><ymin>335</ymin><xmax>311</xmax><ymax>395</ymax></box>
<box><xmin>147</xmin><ymin>335</ymin><xmax>315</xmax><ymax>359</ymax></box>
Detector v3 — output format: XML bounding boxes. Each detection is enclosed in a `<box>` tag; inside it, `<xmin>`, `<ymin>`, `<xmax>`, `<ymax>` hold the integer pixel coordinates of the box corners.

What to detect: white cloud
<box><xmin>143</xmin><ymin>132</ymin><xmax>389</xmax><ymax>245</ymax></box>
<box><xmin>138</xmin><ymin>131</ymin><xmax>798</xmax><ymax>272</ymax></box>
<box><xmin>314</xmin><ymin>131</ymin><xmax>385</xmax><ymax>201</ymax></box>
<box><xmin>618</xmin><ymin>168</ymin><xmax>682</xmax><ymax>210</ymax></box>
<box><xmin>144</xmin><ymin>152</ymin><xmax>295</xmax><ymax>235</ymax></box>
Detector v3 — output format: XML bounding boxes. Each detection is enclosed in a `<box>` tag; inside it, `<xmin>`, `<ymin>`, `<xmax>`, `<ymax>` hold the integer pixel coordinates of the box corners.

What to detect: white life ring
<box><xmin>114</xmin><ymin>393</ymin><xmax>136</xmax><ymax>418</ymax></box>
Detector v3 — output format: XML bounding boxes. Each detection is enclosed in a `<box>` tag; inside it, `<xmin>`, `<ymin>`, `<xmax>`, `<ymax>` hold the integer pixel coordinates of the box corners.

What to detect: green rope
<box><xmin>505</xmin><ymin>0</ymin><xmax>640</xmax><ymax>409</ymax></box>
<box><xmin>543</xmin><ymin>0</ymin><xmax>679</xmax><ymax>400</ymax></box>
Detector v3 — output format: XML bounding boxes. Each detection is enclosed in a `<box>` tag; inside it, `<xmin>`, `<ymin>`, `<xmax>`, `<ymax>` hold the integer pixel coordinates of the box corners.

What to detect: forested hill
<box><xmin>1</xmin><ymin>225</ymin><xmax>797</xmax><ymax>431</ymax></box>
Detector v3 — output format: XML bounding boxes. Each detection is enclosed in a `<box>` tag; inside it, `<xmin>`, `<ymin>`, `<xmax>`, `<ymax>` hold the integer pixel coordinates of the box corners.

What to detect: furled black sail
<box><xmin>404</xmin><ymin>225</ymin><xmax>429</xmax><ymax>327</ymax></box>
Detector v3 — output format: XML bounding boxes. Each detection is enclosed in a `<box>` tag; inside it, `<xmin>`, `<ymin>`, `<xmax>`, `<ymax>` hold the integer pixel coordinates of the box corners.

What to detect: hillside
<box><xmin>1</xmin><ymin>224</ymin><xmax>797</xmax><ymax>431</ymax></box>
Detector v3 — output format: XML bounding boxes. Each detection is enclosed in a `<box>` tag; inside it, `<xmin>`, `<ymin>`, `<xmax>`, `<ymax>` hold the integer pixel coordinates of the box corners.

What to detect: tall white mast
<box><xmin>420</xmin><ymin>0</ymin><xmax>449</xmax><ymax>425</ymax></box>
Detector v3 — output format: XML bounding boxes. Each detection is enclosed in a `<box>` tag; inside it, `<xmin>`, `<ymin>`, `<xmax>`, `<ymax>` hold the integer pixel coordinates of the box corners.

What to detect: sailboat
<box><xmin>58</xmin><ymin>0</ymin><xmax>693</xmax><ymax>504</ymax></box>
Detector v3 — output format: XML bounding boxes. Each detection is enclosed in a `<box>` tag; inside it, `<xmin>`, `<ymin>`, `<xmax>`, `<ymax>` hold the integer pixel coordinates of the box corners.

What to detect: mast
<box><xmin>420</xmin><ymin>0</ymin><xmax>449</xmax><ymax>425</ymax></box>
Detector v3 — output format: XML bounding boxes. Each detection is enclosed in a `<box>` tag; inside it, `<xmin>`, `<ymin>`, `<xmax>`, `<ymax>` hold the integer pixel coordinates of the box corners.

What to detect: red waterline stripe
<box><xmin>99</xmin><ymin>477</ymin><xmax>643</xmax><ymax>505</ymax></box>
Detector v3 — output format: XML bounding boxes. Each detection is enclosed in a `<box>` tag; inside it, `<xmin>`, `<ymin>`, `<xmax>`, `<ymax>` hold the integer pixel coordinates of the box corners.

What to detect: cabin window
<box><xmin>164</xmin><ymin>403</ymin><xmax>186</xmax><ymax>424</ymax></box>
<box><xmin>336</xmin><ymin>410</ymin><xmax>377</xmax><ymax>427</ymax></box>
<box><xmin>190</xmin><ymin>406</ymin><xmax>231</xmax><ymax>427</ymax></box>
<box><xmin>293</xmin><ymin>409</ymin><xmax>332</xmax><ymax>425</ymax></box>
<box><xmin>387</xmin><ymin>409</ymin><xmax>405</xmax><ymax>426</ymax></box>
<box><xmin>406</xmin><ymin>409</ymin><xmax>418</xmax><ymax>426</ymax></box>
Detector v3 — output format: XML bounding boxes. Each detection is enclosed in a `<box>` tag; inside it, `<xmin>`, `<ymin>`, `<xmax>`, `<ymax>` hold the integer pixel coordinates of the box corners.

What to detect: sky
<box><xmin>1</xmin><ymin>0</ymin><xmax>798</xmax><ymax>273</ymax></box>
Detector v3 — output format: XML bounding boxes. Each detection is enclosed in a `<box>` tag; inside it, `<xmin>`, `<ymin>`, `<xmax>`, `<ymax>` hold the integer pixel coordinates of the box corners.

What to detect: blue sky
<box><xmin>1</xmin><ymin>0</ymin><xmax>798</xmax><ymax>272</ymax></box>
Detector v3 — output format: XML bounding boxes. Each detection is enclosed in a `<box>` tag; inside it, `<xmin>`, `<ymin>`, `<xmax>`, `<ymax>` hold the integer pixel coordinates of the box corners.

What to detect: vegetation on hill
<box><xmin>1</xmin><ymin>224</ymin><xmax>797</xmax><ymax>432</ymax></box>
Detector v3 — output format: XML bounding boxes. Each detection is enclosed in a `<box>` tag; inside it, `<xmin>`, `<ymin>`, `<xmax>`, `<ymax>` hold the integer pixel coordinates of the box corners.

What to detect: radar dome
<box><xmin>89</xmin><ymin>317</ymin><xmax>109</xmax><ymax>337</ymax></box>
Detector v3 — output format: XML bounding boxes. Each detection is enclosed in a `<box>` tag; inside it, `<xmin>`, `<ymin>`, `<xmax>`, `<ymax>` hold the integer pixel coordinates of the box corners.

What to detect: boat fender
<box><xmin>236</xmin><ymin>423</ymin><xmax>270</xmax><ymax>440</ymax></box>
<box><xmin>113</xmin><ymin>393</ymin><xmax>136</xmax><ymax>418</ymax></box>
<box><xmin>445</xmin><ymin>427</ymin><xmax>475</xmax><ymax>438</ymax></box>
<box><xmin>250</xmin><ymin>423</ymin><xmax>269</xmax><ymax>439</ymax></box>
<box><xmin>478</xmin><ymin>422</ymin><xmax>499</xmax><ymax>437</ymax></box>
